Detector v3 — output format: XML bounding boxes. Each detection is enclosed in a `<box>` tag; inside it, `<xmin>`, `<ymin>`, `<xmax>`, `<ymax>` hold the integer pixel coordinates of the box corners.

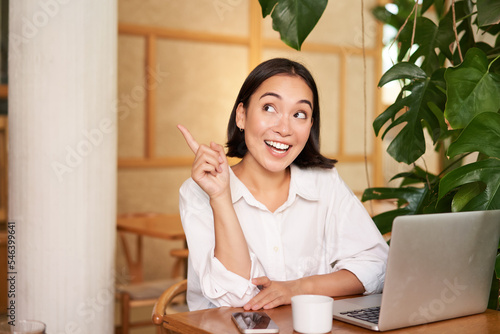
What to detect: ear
<box><xmin>235</xmin><ymin>102</ymin><xmax>246</xmax><ymax>130</ymax></box>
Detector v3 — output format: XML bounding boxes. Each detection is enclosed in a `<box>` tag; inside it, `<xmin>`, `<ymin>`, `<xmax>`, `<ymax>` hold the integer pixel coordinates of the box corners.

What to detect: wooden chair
<box><xmin>152</xmin><ymin>279</ymin><xmax>188</xmax><ymax>333</ymax></box>
<box><xmin>115</xmin><ymin>213</ymin><xmax>186</xmax><ymax>334</ymax></box>
<box><xmin>170</xmin><ymin>248</ymin><xmax>189</xmax><ymax>279</ymax></box>
<box><xmin>116</xmin><ymin>277</ymin><xmax>182</xmax><ymax>334</ymax></box>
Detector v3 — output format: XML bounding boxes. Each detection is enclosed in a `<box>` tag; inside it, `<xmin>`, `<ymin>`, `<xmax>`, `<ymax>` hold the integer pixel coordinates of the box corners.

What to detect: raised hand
<box><xmin>177</xmin><ymin>124</ymin><xmax>230</xmax><ymax>199</ymax></box>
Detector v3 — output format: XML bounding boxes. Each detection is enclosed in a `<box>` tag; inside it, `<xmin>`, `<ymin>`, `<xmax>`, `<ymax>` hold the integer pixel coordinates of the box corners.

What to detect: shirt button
<box><xmin>273</xmin><ymin>246</ymin><xmax>279</xmax><ymax>252</ymax></box>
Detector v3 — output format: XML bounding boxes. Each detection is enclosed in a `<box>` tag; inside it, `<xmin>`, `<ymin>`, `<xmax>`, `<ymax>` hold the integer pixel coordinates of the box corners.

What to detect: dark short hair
<box><xmin>226</xmin><ymin>58</ymin><xmax>336</xmax><ymax>169</ymax></box>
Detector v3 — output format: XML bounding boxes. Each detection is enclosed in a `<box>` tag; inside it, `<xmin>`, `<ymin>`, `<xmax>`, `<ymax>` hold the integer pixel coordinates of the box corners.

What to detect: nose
<box><xmin>272</xmin><ymin>114</ymin><xmax>293</xmax><ymax>136</ymax></box>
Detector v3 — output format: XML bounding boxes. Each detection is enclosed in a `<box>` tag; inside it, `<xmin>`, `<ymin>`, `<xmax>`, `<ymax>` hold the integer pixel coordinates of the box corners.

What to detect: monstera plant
<box><xmin>258</xmin><ymin>0</ymin><xmax>500</xmax><ymax>310</ymax></box>
<box><xmin>363</xmin><ymin>0</ymin><xmax>500</xmax><ymax>310</ymax></box>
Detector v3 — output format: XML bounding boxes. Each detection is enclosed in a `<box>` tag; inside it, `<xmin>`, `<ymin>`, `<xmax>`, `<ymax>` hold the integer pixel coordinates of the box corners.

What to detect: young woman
<box><xmin>178</xmin><ymin>58</ymin><xmax>388</xmax><ymax>311</ymax></box>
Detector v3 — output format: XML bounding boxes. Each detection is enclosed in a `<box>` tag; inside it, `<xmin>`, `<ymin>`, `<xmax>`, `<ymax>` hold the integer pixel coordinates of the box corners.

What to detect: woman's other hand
<box><xmin>243</xmin><ymin>276</ymin><xmax>302</xmax><ymax>310</ymax></box>
<box><xmin>177</xmin><ymin>124</ymin><xmax>230</xmax><ymax>199</ymax></box>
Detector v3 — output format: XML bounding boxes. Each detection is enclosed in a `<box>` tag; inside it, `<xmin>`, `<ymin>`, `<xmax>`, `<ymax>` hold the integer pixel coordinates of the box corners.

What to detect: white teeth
<box><xmin>265</xmin><ymin>140</ymin><xmax>290</xmax><ymax>151</ymax></box>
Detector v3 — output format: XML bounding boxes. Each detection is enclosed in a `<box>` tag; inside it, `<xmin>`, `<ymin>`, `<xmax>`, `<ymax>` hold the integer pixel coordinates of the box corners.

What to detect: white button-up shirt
<box><xmin>179</xmin><ymin>164</ymin><xmax>389</xmax><ymax>311</ymax></box>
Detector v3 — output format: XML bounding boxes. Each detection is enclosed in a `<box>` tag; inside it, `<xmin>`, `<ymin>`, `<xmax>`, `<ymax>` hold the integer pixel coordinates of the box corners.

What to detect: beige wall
<box><xmin>116</xmin><ymin>0</ymin><xmax>383</xmax><ymax>280</ymax></box>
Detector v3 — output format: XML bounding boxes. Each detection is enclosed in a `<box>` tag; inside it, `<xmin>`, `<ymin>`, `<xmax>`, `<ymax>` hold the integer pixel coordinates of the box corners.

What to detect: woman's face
<box><xmin>236</xmin><ymin>74</ymin><xmax>314</xmax><ymax>173</ymax></box>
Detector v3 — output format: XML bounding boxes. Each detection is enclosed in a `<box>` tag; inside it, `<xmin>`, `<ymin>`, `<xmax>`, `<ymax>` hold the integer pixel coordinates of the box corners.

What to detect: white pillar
<box><xmin>8</xmin><ymin>0</ymin><xmax>117</xmax><ymax>333</ymax></box>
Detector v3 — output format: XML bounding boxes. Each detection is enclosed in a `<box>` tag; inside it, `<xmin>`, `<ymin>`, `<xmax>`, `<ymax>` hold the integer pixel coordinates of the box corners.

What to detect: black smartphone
<box><xmin>231</xmin><ymin>312</ymin><xmax>280</xmax><ymax>333</ymax></box>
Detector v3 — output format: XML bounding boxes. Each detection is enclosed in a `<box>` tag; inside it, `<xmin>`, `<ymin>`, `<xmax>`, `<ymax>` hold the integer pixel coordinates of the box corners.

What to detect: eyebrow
<box><xmin>259</xmin><ymin>92</ymin><xmax>313</xmax><ymax>110</ymax></box>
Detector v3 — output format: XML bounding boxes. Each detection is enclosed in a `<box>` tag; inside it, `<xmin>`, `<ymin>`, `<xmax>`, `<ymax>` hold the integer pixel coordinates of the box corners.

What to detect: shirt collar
<box><xmin>229</xmin><ymin>167</ymin><xmax>266</xmax><ymax>210</ymax></box>
<box><xmin>289</xmin><ymin>164</ymin><xmax>321</xmax><ymax>201</ymax></box>
<box><xmin>229</xmin><ymin>164</ymin><xmax>321</xmax><ymax>207</ymax></box>
<box><xmin>229</xmin><ymin>167</ymin><xmax>245</xmax><ymax>204</ymax></box>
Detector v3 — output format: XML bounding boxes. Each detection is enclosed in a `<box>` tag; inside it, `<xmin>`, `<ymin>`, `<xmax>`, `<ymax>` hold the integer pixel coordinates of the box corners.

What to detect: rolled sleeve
<box><xmin>201</xmin><ymin>251</ymin><xmax>267</xmax><ymax>307</ymax></box>
<box><xmin>330</xmin><ymin>212</ymin><xmax>388</xmax><ymax>295</ymax></box>
<box><xmin>333</xmin><ymin>251</ymin><xmax>387</xmax><ymax>294</ymax></box>
<box><xmin>327</xmin><ymin>171</ymin><xmax>389</xmax><ymax>295</ymax></box>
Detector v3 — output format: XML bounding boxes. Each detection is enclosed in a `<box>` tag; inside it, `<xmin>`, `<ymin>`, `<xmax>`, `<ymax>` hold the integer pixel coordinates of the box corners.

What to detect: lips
<box><xmin>265</xmin><ymin>140</ymin><xmax>290</xmax><ymax>153</ymax></box>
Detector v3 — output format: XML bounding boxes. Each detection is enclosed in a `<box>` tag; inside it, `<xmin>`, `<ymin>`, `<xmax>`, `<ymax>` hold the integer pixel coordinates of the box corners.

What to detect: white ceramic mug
<box><xmin>291</xmin><ymin>294</ymin><xmax>334</xmax><ymax>334</ymax></box>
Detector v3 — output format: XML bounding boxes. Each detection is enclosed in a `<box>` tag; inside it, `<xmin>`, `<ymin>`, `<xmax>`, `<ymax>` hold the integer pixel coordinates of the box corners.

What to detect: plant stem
<box><xmin>487</xmin><ymin>55</ymin><xmax>500</xmax><ymax>71</ymax></box>
<box><xmin>452</xmin><ymin>0</ymin><xmax>464</xmax><ymax>63</ymax></box>
<box><xmin>418</xmin><ymin>158</ymin><xmax>432</xmax><ymax>190</ymax></box>
<box><xmin>409</xmin><ymin>2</ymin><xmax>418</xmax><ymax>62</ymax></box>
<box><xmin>361</xmin><ymin>0</ymin><xmax>373</xmax><ymax>213</ymax></box>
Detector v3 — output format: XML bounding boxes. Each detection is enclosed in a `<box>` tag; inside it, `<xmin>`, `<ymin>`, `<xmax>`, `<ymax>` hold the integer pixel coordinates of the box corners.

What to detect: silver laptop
<box><xmin>333</xmin><ymin>210</ymin><xmax>500</xmax><ymax>331</ymax></box>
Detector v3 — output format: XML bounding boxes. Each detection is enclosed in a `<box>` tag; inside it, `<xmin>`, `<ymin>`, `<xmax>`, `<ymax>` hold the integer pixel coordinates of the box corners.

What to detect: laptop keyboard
<box><xmin>340</xmin><ymin>306</ymin><xmax>380</xmax><ymax>324</ymax></box>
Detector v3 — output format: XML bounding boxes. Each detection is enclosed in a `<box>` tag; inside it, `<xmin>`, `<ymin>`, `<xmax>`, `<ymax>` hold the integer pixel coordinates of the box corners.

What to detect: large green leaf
<box><xmin>398</xmin><ymin>17</ymin><xmax>446</xmax><ymax>74</ymax></box>
<box><xmin>447</xmin><ymin>112</ymin><xmax>500</xmax><ymax>159</ymax></box>
<box><xmin>477</xmin><ymin>0</ymin><xmax>500</xmax><ymax>27</ymax></box>
<box><xmin>451</xmin><ymin>182</ymin><xmax>486</xmax><ymax>212</ymax></box>
<box><xmin>258</xmin><ymin>0</ymin><xmax>328</xmax><ymax>50</ymax></box>
<box><xmin>438</xmin><ymin>158</ymin><xmax>500</xmax><ymax>210</ymax></box>
<box><xmin>378</xmin><ymin>62</ymin><xmax>428</xmax><ymax>84</ymax></box>
<box><xmin>374</xmin><ymin>63</ymin><xmax>447</xmax><ymax>164</ymax></box>
<box><xmin>444</xmin><ymin>48</ymin><xmax>500</xmax><ymax>129</ymax></box>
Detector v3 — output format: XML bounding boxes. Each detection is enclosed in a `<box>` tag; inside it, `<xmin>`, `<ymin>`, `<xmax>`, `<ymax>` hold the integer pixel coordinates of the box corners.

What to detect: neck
<box><xmin>233</xmin><ymin>159</ymin><xmax>289</xmax><ymax>189</ymax></box>
<box><xmin>232</xmin><ymin>157</ymin><xmax>291</xmax><ymax>212</ymax></box>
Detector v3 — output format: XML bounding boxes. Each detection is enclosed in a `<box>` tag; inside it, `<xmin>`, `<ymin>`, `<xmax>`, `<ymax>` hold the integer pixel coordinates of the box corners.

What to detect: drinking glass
<box><xmin>0</xmin><ymin>320</ymin><xmax>46</xmax><ymax>334</ymax></box>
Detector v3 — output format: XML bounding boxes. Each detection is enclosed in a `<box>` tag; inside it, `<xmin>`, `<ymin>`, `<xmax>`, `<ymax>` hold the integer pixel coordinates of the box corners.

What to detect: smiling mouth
<box><xmin>265</xmin><ymin>140</ymin><xmax>290</xmax><ymax>153</ymax></box>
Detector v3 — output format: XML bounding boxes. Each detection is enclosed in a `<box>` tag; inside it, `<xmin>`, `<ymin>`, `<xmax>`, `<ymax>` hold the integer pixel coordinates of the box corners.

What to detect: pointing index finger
<box><xmin>177</xmin><ymin>124</ymin><xmax>200</xmax><ymax>154</ymax></box>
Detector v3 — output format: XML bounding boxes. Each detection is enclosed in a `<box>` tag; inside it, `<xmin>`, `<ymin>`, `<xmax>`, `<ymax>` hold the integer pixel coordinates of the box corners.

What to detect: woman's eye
<box><xmin>264</xmin><ymin>105</ymin><xmax>276</xmax><ymax>113</ymax></box>
<box><xmin>294</xmin><ymin>111</ymin><xmax>307</xmax><ymax>119</ymax></box>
